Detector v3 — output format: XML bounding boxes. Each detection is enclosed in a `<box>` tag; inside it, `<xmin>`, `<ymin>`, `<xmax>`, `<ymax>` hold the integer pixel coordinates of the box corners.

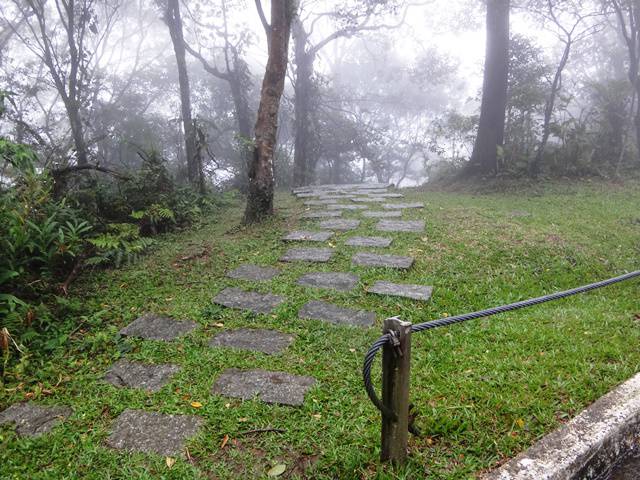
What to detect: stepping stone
<box><xmin>376</xmin><ymin>220</ymin><xmax>425</xmax><ymax>233</ymax></box>
<box><xmin>368</xmin><ymin>281</ymin><xmax>433</xmax><ymax>301</ymax></box>
<box><xmin>317</xmin><ymin>219</ymin><xmax>360</xmax><ymax>231</ymax></box>
<box><xmin>302</xmin><ymin>210</ymin><xmax>342</xmax><ymax>218</ymax></box>
<box><xmin>352</xmin><ymin>252</ymin><xmax>414</xmax><ymax>269</ymax></box>
<box><xmin>280</xmin><ymin>247</ymin><xmax>334</xmax><ymax>262</ymax></box>
<box><xmin>209</xmin><ymin>329</ymin><xmax>293</xmax><ymax>355</ymax></box>
<box><xmin>298</xmin><ymin>300</ymin><xmax>375</xmax><ymax>328</ymax></box>
<box><xmin>227</xmin><ymin>264</ymin><xmax>280</xmax><ymax>281</ymax></box>
<box><xmin>369</xmin><ymin>193</ymin><xmax>404</xmax><ymax>198</ymax></box>
<box><xmin>352</xmin><ymin>197</ymin><xmax>385</xmax><ymax>203</ymax></box>
<box><xmin>283</xmin><ymin>230</ymin><xmax>333</xmax><ymax>242</ymax></box>
<box><xmin>297</xmin><ymin>272</ymin><xmax>359</xmax><ymax>292</ymax></box>
<box><xmin>345</xmin><ymin>236</ymin><xmax>393</xmax><ymax>248</ymax></box>
<box><xmin>212</xmin><ymin>368</ymin><xmax>316</xmax><ymax>406</ymax></box>
<box><xmin>304</xmin><ymin>199</ymin><xmax>338</xmax><ymax>205</ymax></box>
<box><xmin>362</xmin><ymin>210</ymin><xmax>402</xmax><ymax>218</ymax></box>
<box><xmin>382</xmin><ymin>202</ymin><xmax>424</xmax><ymax>209</ymax></box>
<box><xmin>105</xmin><ymin>409</ymin><xmax>203</xmax><ymax>457</ymax></box>
<box><xmin>0</xmin><ymin>403</ymin><xmax>71</xmax><ymax>437</ymax></box>
<box><xmin>326</xmin><ymin>204</ymin><xmax>368</xmax><ymax>210</ymax></box>
<box><xmin>119</xmin><ymin>314</ymin><xmax>198</xmax><ymax>342</ymax></box>
<box><xmin>104</xmin><ymin>359</ymin><xmax>181</xmax><ymax>392</ymax></box>
<box><xmin>213</xmin><ymin>287</ymin><xmax>285</xmax><ymax>314</ymax></box>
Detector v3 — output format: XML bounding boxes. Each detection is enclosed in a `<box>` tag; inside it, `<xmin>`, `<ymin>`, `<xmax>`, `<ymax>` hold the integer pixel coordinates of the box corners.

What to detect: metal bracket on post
<box><xmin>380</xmin><ymin>316</ymin><xmax>412</xmax><ymax>464</ymax></box>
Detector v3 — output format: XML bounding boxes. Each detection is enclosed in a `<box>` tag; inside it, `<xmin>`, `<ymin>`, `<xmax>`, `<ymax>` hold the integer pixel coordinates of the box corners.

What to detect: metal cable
<box><xmin>363</xmin><ymin>270</ymin><xmax>640</xmax><ymax>416</ymax></box>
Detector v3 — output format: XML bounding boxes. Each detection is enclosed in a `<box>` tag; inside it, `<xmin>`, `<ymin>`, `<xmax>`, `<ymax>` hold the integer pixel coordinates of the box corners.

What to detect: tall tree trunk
<box><xmin>292</xmin><ymin>18</ymin><xmax>314</xmax><ymax>187</ymax></box>
<box><xmin>243</xmin><ymin>0</ymin><xmax>296</xmax><ymax>224</ymax></box>
<box><xmin>165</xmin><ymin>0</ymin><xmax>201</xmax><ymax>190</ymax></box>
<box><xmin>469</xmin><ymin>0</ymin><xmax>510</xmax><ymax>176</ymax></box>
<box><xmin>67</xmin><ymin>98</ymin><xmax>89</xmax><ymax>166</ymax></box>
<box><xmin>228</xmin><ymin>67</ymin><xmax>254</xmax><ymax>188</ymax></box>
<box><xmin>532</xmin><ymin>40</ymin><xmax>571</xmax><ymax>176</ymax></box>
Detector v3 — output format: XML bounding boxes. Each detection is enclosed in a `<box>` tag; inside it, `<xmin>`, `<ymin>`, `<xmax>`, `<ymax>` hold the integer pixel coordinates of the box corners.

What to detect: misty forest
<box><xmin>1</xmin><ymin>0</ymin><xmax>640</xmax><ymax>479</ymax></box>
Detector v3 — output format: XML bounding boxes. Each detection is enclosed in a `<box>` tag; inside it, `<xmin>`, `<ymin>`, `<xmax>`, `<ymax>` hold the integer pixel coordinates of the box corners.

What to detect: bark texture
<box><xmin>165</xmin><ymin>0</ymin><xmax>202</xmax><ymax>190</ymax></box>
<box><xmin>469</xmin><ymin>0</ymin><xmax>510</xmax><ymax>176</ymax></box>
<box><xmin>243</xmin><ymin>0</ymin><xmax>296</xmax><ymax>224</ymax></box>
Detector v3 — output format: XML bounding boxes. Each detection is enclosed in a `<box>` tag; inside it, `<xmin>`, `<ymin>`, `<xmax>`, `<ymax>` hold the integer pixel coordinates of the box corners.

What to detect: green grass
<box><xmin>1</xmin><ymin>181</ymin><xmax>640</xmax><ymax>479</ymax></box>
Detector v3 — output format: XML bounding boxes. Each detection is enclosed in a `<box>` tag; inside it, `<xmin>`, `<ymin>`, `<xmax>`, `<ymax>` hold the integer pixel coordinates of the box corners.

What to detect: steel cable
<box><xmin>363</xmin><ymin>270</ymin><xmax>640</xmax><ymax>416</ymax></box>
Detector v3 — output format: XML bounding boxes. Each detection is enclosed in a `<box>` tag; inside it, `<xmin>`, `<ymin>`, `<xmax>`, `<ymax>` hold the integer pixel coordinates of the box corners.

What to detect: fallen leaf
<box><xmin>349</xmin><ymin>348</ymin><xmax>356</xmax><ymax>353</ymax></box>
<box><xmin>516</xmin><ymin>418</ymin><xmax>525</xmax><ymax>428</ymax></box>
<box><xmin>220</xmin><ymin>434</ymin><xmax>229</xmax><ymax>449</ymax></box>
<box><xmin>213</xmin><ymin>322</ymin><xmax>224</xmax><ymax>328</ymax></box>
<box><xmin>238</xmin><ymin>417</ymin><xmax>248</xmax><ymax>422</ymax></box>
<box><xmin>312</xmin><ymin>413</ymin><xmax>322</xmax><ymax>419</ymax></box>
<box><xmin>224</xmin><ymin>403</ymin><xmax>231</xmax><ymax>408</ymax></box>
<box><xmin>166</xmin><ymin>457</ymin><xmax>176</xmax><ymax>469</ymax></box>
<box><xmin>267</xmin><ymin>464</ymin><xmax>286</xmax><ymax>477</ymax></box>
<box><xmin>190</xmin><ymin>401</ymin><xmax>203</xmax><ymax>408</ymax></box>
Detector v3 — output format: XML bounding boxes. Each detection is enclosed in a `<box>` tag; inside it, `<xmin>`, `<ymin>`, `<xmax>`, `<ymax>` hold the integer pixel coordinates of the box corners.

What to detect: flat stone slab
<box><xmin>298</xmin><ymin>300</ymin><xmax>375</xmax><ymax>328</ymax></box>
<box><xmin>226</xmin><ymin>264</ymin><xmax>280</xmax><ymax>281</ymax></box>
<box><xmin>352</xmin><ymin>252</ymin><xmax>414</xmax><ymax>269</ymax></box>
<box><xmin>104</xmin><ymin>360</ymin><xmax>181</xmax><ymax>392</ymax></box>
<box><xmin>368</xmin><ymin>281</ymin><xmax>433</xmax><ymax>301</ymax></box>
<box><xmin>283</xmin><ymin>230</ymin><xmax>334</xmax><ymax>242</ymax></box>
<box><xmin>105</xmin><ymin>409</ymin><xmax>203</xmax><ymax>456</ymax></box>
<box><xmin>352</xmin><ymin>197</ymin><xmax>385</xmax><ymax>203</ymax></box>
<box><xmin>376</xmin><ymin>220</ymin><xmax>425</xmax><ymax>233</ymax></box>
<box><xmin>303</xmin><ymin>199</ymin><xmax>338</xmax><ymax>205</ymax></box>
<box><xmin>0</xmin><ymin>403</ymin><xmax>71</xmax><ymax>437</ymax></box>
<box><xmin>297</xmin><ymin>272</ymin><xmax>359</xmax><ymax>292</ymax></box>
<box><xmin>326</xmin><ymin>204</ymin><xmax>368</xmax><ymax>210</ymax></box>
<box><xmin>382</xmin><ymin>202</ymin><xmax>424</xmax><ymax>209</ymax></box>
<box><xmin>302</xmin><ymin>210</ymin><xmax>342</xmax><ymax>218</ymax></box>
<box><xmin>345</xmin><ymin>236</ymin><xmax>393</xmax><ymax>248</ymax></box>
<box><xmin>213</xmin><ymin>287</ymin><xmax>285</xmax><ymax>314</ymax></box>
<box><xmin>119</xmin><ymin>314</ymin><xmax>198</xmax><ymax>341</ymax></box>
<box><xmin>209</xmin><ymin>329</ymin><xmax>293</xmax><ymax>354</ymax></box>
<box><xmin>212</xmin><ymin>369</ymin><xmax>315</xmax><ymax>406</ymax></box>
<box><xmin>280</xmin><ymin>247</ymin><xmax>334</xmax><ymax>262</ymax></box>
<box><xmin>362</xmin><ymin>210</ymin><xmax>402</xmax><ymax>218</ymax></box>
<box><xmin>368</xmin><ymin>193</ymin><xmax>404</xmax><ymax>198</ymax></box>
<box><xmin>317</xmin><ymin>219</ymin><xmax>360</xmax><ymax>231</ymax></box>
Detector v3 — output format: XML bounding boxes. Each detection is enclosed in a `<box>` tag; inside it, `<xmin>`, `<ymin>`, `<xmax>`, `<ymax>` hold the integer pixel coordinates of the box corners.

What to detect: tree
<box><xmin>529</xmin><ymin>0</ymin><xmax>603</xmax><ymax>175</ymax></box>
<box><xmin>291</xmin><ymin>1</ymin><xmax>412</xmax><ymax>187</ymax></box>
<box><xmin>4</xmin><ymin>0</ymin><xmax>121</xmax><ymax>167</ymax></box>
<box><xmin>468</xmin><ymin>0</ymin><xmax>510</xmax><ymax>175</ymax></box>
<box><xmin>163</xmin><ymin>0</ymin><xmax>204</xmax><ymax>192</ymax></box>
<box><xmin>243</xmin><ymin>0</ymin><xmax>296</xmax><ymax>224</ymax></box>
<box><xmin>182</xmin><ymin>0</ymin><xmax>255</xmax><ymax>190</ymax></box>
<box><xmin>610</xmin><ymin>0</ymin><xmax>640</xmax><ymax>160</ymax></box>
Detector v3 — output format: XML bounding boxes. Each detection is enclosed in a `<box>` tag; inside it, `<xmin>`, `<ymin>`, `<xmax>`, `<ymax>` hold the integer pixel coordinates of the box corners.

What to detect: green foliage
<box><xmin>87</xmin><ymin>223</ymin><xmax>154</xmax><ymax>268</ymax></box>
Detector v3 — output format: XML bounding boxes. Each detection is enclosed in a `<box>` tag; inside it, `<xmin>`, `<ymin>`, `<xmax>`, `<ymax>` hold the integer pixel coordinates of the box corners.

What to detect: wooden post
<box><xmin>380</xmin><ymin>317</ymin><xmax>412</xmax><ymax>463</ymax></box>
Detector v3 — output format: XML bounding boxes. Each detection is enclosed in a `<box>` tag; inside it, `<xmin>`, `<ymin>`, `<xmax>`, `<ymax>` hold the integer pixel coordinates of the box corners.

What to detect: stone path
<box><xmin>298</xmin><ymin>300</ymin><xmax>376</xmax><ymax>328</ymax></box>
<box><xmin>104</xmin><ymin>360</ymin><xmax>181</xmax><ymax>392</ymax></box>
<box><xmin>280</xmin><ymin>247</ymin><xmax>334</xmax><ymax>262</ymax></box>
<box><xmin>209</xmin><ymin>329</ymin><xmax>293</xmax><ymax>355</ymax></box>
<box><xmin>213</xmin><ymin>287</ymin><xmax>285</xmax><ymax>314</ymax></box>
<box><xmin>227</xmin><ymin>264</ymin><xmax>280</xmax><ymax>281</ymax></box>
<box><xmin>297</xmin><ymin>272</ymin><xmax>359</xmax><ymax>292</ymax></box>
<box><xmin>1</xmin><ymin>182</ymin><xmax>437</xmax><ymax>461</ymax></box>
<box><xmin>212</xmin><ymin>369</ymin><xmax>316</xmax><ymax>406</ymax></box>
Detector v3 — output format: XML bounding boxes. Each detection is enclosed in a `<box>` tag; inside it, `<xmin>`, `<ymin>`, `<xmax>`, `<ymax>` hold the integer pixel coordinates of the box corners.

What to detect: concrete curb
<box><xmin>483</xmin><ymin>372</ymin><xmax>640</xmax><ymax>480</ymax></box>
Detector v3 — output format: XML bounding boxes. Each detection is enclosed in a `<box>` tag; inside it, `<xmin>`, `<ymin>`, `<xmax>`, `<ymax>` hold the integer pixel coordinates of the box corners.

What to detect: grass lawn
<box><xmin>1</xmin><ymin>180</ymin><xmax>639</xmax><ymax>479</ymax></box>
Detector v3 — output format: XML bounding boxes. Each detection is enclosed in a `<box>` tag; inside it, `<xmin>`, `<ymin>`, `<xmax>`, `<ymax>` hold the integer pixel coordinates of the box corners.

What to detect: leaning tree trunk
<box><xmin>243</xmin><ymin>0</ymin><xmax>296</xmax><ymax>224</ymax></box>
<box><xmin>532</xmin><ymin>40</ymin><xmax>571</xmax><ymax>176</ymax></box>
<box><xmin>165</xmin><ymin>0</ymin><xmax>201</xmax><ymax>190</ymax></box>
<box><xmin>469</xmin><ymin>0</ymin><xmax>510</xmax><ymax>176</ymax></box>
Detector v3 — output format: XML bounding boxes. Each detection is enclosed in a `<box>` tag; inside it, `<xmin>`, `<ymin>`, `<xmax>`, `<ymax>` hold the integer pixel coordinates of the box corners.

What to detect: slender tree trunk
<box><xmin>228</xmin><ymin>69</ymin><xmax>254</xmax><ymax>187</ymax></box>
<box><xmin>66</xmin><ymin>98</ymin><xmax>89</xmax><ymax>165</ymax></box>
<box><xmin>243</xmin><ymin>0</ymin><xmax>296</xmax><ymax>224</ymax></box>
<box><xmin>532</xmin><ymin>40</ymin><xmax>571</xmax><ymax>176</ymax></box>
<box><xmin>165</xmin><ymin>0</ymin><xmax>201</xmax><ymax>189</ymax></box>
<box><xmin>292</xmin><ymin>18</ymin><xmax>314</xmax><ymax>187</ymax></box>
<box><xmin>469</xmin><ymin>0</ymin><xmax>510</xmax><ymax>176</ymax></box>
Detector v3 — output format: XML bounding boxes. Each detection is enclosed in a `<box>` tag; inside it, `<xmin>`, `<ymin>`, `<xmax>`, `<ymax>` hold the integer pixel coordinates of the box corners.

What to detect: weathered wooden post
<box><xmin>380</xmin><ymin>317</ymin><xmax>412</xmax><ymax>463</ymax></box>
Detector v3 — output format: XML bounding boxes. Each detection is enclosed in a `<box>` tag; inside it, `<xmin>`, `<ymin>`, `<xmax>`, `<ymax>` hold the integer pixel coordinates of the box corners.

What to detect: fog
<box><xmin>0</xmin><ymin>0</ymin><xmax>633</xmax><ymax>190</ymax></box>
